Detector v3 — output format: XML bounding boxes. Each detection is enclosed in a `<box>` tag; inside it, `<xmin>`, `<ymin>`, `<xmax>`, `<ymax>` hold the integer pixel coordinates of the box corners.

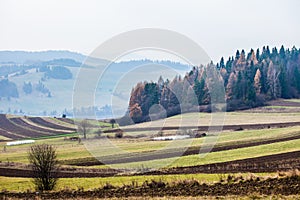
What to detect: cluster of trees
<box><xmin>0</xmin><ymin>64</ymin><xmax>33</xmax><ymax>77</ymax></box>
<box><xmin>36</xmin><ymin>80</ymin><xmax>51</xmax><ymax>96</ymax></box>
<box><xmin>38</xmin><ymin>65</ymin><xmax>72</xmax><ymax>80</ymax></box>
<box><xmin>222</xmin><ymin>46</ymin><xmax>300</xmax><ymax>108</ymax></box>
<box><xmin>22</xmin><ymin>80</ymin><xmax>51</xmax><ymax>97</ymax></box>
<box><xmin>0</xmin><ymin>79</ymin><xmax>52</xmax><ymax>99</ymax></box>
<box><xmin>0</xmin><ymin>79</ymin><xmax>19</xmax><ymax>99</ymax></box>
<box><xmin>0</xmin><ymin>60</ymin><xmax>75</xmax><ymax>78</ymax></box>
<box><xmin>22</xmin><ymin>81</ymin><xmax>33</xmax><ymax>94</ymax></box>
<box><xmin>127</xmin><ymin>46</ymin><xmax>300</xmax><ymax>123</ymax></box>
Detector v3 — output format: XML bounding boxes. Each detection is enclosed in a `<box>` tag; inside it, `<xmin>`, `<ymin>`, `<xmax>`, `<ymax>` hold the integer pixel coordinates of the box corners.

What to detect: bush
<box><xmin>194</xmin><ymin>132</ymin><xmax>206</xmax><ymax>138</ymax></box>
<box><xmin>115</xmin><ymin>131</ymin><xmax>123</xmax><ymax>138</ymax></box>
<box><xmin>28</xmin><ymin>144</ymin><xmax>59</xmax><ymax>191</ymax></box>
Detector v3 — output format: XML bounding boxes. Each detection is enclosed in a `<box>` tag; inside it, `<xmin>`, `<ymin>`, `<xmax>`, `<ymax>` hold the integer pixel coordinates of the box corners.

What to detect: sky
<box><xmin>1</xmin><ymin>0</ymin><xmax>300</xmax><ymax>62</ymax></box>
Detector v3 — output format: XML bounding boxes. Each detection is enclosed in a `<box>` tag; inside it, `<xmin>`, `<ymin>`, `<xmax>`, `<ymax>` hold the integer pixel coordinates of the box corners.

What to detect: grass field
<box><xmin>105</xmin><ymin>139</ymin><xmax>300</xmax><ymax>169</ymax></box>
<box><xmin>285</xmin><ymin>99</ymin><xmax>300</xmax><ymax>103</ymax></box>
<box><xmin>1</xmin><ymin>125</ymin><xmax>300</xmax><ymax>165</ymax></box>
<box><xmin>0</xmin><ymin>104</ymin><xmax>300</xmax><ymax>198</ymax></box>
<box><xmin>0</xmin><ymin>137</ymin><xmax>91</xmax><ymax>164</ymax></box>
<box><xmin>0</xmin><ymin>172</ymin><xmax>274</xmax><ymax>192</ymax></box>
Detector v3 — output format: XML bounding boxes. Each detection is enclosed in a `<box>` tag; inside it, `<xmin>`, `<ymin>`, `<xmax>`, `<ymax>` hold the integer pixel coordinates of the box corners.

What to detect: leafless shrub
<box><xmin>28</xmin><ymin>144</ymin><xmax>59</xmax><ymax>191</ymax></box>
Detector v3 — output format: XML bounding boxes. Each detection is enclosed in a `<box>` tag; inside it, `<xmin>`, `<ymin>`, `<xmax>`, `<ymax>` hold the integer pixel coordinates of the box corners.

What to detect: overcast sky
<box><xmin>1</xmin><ymin>0</ymin><xmax>299</xmax><ymax>62</ymax></box>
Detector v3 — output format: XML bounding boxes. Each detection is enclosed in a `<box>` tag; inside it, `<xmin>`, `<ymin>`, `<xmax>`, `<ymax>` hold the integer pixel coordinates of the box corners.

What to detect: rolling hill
<box><xmin>0</xmin><ymin>51</ymin><xmax>190</xmax><ymax>117</ymax></box>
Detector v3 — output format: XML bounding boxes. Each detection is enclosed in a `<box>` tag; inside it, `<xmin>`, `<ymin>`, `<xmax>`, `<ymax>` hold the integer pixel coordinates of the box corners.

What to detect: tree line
<box><xmin>126</xmin><ymin>46</ymin><xmax>300</xmax><ymax>124</ymax></box>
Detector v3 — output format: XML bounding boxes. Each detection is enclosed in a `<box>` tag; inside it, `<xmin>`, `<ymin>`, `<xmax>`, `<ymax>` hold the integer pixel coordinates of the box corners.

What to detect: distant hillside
<box><xmin>127</xmin><ymin>46</ymin><xmax>300</xmax><ymax>123</ymax></box>
<box><xmin>0</xmin><ymin>50</ymin><xmax>86</xmax><ymax>64</ymax></box>
<box><xmin>0</xmin><ymin>52</ymin><xmax>190</xmax><ymax>117</ymax></box>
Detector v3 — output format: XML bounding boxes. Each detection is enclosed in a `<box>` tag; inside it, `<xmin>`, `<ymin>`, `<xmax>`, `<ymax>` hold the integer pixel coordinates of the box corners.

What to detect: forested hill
<box><xmin>127</xmin><ymin>46</ymin><xmax>300</xmax><ymax>123</ymax></box>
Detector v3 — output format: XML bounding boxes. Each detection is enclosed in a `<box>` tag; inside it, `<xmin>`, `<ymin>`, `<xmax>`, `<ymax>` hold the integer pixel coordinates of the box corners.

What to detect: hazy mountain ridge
<box><xmin>0</xmin><ymin>50</ymin><xmax>86</xmax><ymax>64</ymax></box>
<box><xmin>0</xmin><ymin>51</ymin><xmax>190</xmax><ymax>117</ymax></box>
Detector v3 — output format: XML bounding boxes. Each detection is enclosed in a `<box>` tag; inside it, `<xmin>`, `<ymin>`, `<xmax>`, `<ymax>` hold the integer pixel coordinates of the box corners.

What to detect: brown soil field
<box><xmin>28</xmin><ymin>117</ymin><xmax>76</xmax><ymax>131</ymax></box>
<box><xmin>10</xmin><ymin>117</ymin><xmax>72</xmax><ymax>135</ymax></box>
<box><xmin>0</xmin><ymin>114</ymin><xmax>76</xmax><ymax>140</ymax></box>
<box><xmin>145</xmin><ymin>150</ymin><xmax>300</xmax><ymax>175</ymax></box>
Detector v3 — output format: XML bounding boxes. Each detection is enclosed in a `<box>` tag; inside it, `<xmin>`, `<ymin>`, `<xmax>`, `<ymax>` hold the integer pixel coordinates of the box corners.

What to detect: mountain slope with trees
<box><xmin>127</xmin><ymin>46</ymin><xmax>300</xmax><ymax>123</ymax></box>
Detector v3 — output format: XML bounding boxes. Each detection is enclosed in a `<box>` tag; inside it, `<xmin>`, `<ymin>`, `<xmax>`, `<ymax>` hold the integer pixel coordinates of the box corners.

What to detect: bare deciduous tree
<box><xmin>267</xmin><ymin>61</ymin><xmax>281</xmax><ymax>99</ymax></box>
<box><xmin>28</xmin><ymin>144</ymin><xmax>59</xmax><ymax>191</ymax></box>
<box><xmin>109</xmin><ymin>119</ymin><xmax>116</xmax><ymax>128</ymax></box>
<box><xmin>78</xmin><ymin>119</ymin><xmax>91</xmax><ymax>139</ymax></box>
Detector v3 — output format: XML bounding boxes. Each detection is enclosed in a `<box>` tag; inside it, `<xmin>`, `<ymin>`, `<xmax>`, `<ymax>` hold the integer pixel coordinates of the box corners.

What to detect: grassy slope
<box><xmin>1</xmin><ymin>68</ymin><xmax>78</xmax><ymax>115</ymax></box>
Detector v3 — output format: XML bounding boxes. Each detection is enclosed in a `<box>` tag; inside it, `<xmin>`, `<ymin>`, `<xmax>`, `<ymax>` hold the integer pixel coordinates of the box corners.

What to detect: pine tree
<box><xmin>279</xmin><ymin>64</ymin><xmax>288</xmax><ymax>98</ymax></box>
<box><xmin>235</xmin><ymin>71</ymin><xmax>246</xmax><ymax>100</ymax></box>
<box><xmin>237</xmin><ymin>50</ymin><xmax>246</xmax><ymax>64</ymax></box>
<box><xmin>266</xmin><ymin>46</ymin><xmax>271</xmax><ymax>56</ymax></box>
<box><xmin>235</xmin><ymin>50</ymin><xmax>240</xmax><ymax>60</ymax></box>
<box><xmin>294</xmin><ymin>67</ymin><xmax>300</xmax><ymax>93</ymax></box>
<box><xmin>250</xmin><ymin>49</ymin><xmax>258</xmax><ymax>64</ymax></box>
<box><xmin>256</xmin><ymin>48</ymin><xmax>260</xmax><ymax>61</ymax></box>
<box><xmin>219</xmin><ymin>57</ymin><xmax>225</xmax><ymax>68</ymax></box>
<box><xmin>194</xmin><ymin>78</ymin><xmax>206</xmax><ymax>104</ymax></box>
<box><xmin>225</xmin><ymin>57</ymin><xmax>232</xmax><ymax>72</ymax></box>
<box><xmin>246</xmin><ymin>80</ymin><xmax>256</xmax><ymax>103</ymax></box>
<box><xmin>272</xmin><ymin>47</ymin><xmax>278</xmax><ymax>57</ymax></box>
<box><xmin>279</xmin><ymin>45</ymin><xmax>285</xmax><ymax>59</ymax></box>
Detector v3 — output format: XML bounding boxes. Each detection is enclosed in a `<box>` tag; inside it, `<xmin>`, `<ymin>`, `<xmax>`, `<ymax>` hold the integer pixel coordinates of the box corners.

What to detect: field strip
<box><xmin>105</xmin><ymin>121</ymin><xmax>300</xmax><ymax>133</ymax></box>
<box><xmin>49</xmin><ymin>118</ymin><xmax>76</xmax><ymax>128</ymax></box>
<box><xmin>0</xmin><ymin>128</ymin><xmax>25</xmax><ymax>140</ymax></box>
<box><xmin>28</xmin><ymin>117</ymin><xmax>76</xmax><ymax>131</ymax></box>
<box><xmin>0</xmin><ymin>173</ymin><xmax>299</xmax><ymax>198</ymax></box>
<box><xmin>146</xmin><ymin>150</ymin><xmax>300</xmax><ymax>175</ymax></box>
<box><xmin>0</xmin><ymin>149</ymin><xmax>299</xmax><ymax>178</ymax></box>
<box><xmin>0</xmin><ymin>172</ymin><xmax>276</xmax><ymax>192</ymax></box>
<box><xmin>21</xmin><ymin>117</ymin><xmax>72</xmax><ymax>132</ymax></box>
<box><xmin>64</xmin><ymin>132</ymin><xmax>300</xmax><ymax>166</ymax></box>
<box><xmin>119</xmin><ymin>112</ymin><xmax>300</xmax><ymax>129</ymax></box>
<box><xmin>107</xmin><ymin>139</ymin><xmax>300</xmax><ymax>169</ymax></box>
<box><xmin>9</xmin><ymin>118</ymin><xmax>61</xmax><ymax>136</ymax></box>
